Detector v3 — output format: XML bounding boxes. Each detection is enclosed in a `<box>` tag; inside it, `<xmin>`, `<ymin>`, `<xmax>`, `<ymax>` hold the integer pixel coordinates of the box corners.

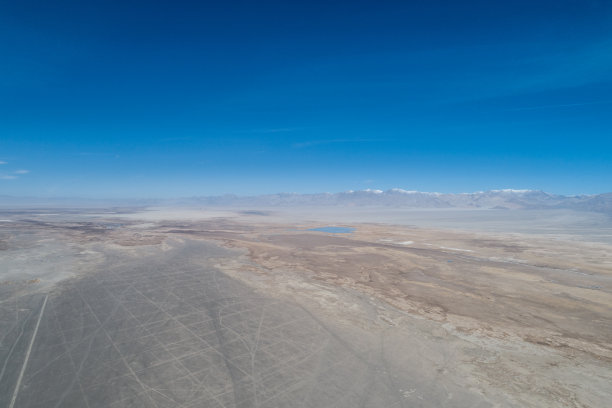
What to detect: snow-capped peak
<box><xmin>390</xmin><ymin>188</ymin><xmax>418</xmax><ymax>194</ymax></box>
<box><xmin>389</xmin><ymin>189</ymin><xmax>441</xmax><ymax>196</ymax></box>
<box><xmin>490</xmin><ymin>189</ymin><xmax>533</xmax><ymax>194</ymax></box>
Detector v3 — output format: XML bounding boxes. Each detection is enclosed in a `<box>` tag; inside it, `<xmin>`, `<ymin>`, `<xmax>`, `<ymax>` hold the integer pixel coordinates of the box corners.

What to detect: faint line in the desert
<box><xmin>9</xmin><ymin>294</ymin><xmax>49</xmax><ymax>408</ymax></box>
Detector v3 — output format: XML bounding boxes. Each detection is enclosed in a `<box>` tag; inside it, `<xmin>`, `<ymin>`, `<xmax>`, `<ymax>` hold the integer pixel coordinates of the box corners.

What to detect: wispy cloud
<box><xmin>250</xmin><ymin>128</ymin><xmax>301</xmax><ymax>134</ymax></box>
<box><xmin>504</xmin><ymin>100</ymin><xmax>612</xmax><ymax>112</ymax></box>
<box><xmin>292</xmin><ymin>138</ymin><xmax>383</xmax><ymax>149</ymax></box>
<box><xmin>158</xmin><ymin>136</ymin><xmax>193</xmax><ymax>142</ymax></box>
<box><xmin>310</xmin><ymin>39</ymin><xmax>612</xmax><ymax>105</ymax></box>
<box><xmin>237</xmin><ymin>127</ymin><xmax>305</xmax><ymax>134</ymax></box>
<box><xmin>0</xmin><ymin>169</ymin><xmax>29</xmax><ymax>179</ymax></box>
<box><xmin>75</xmin><ymin>152</ymin><xmax>119</xmax><ymax>158</ymax></box>
<box><xmin>467</xmin><ymin>39</ymin><xmax>612</xmax><ymax>101</ymax></box>
<box><xmin>0</xmin><ymin>161</ymin><xmax>6</xmax><ymax>165</ymax></box>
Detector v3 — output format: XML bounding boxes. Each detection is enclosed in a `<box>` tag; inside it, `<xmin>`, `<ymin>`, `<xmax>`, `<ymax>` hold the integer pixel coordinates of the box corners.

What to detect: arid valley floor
<box><xmin>1</xmin><ymin>207</ymin><xmax>611</xmax><ymax>407</ymax></box>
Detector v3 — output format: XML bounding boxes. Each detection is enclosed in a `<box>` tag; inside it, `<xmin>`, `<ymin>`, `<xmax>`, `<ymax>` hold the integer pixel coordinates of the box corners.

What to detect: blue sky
<box><xmin>1</xmin><ymin>0</ymin><xmax>611</xmax><ymax>197</ymax></box>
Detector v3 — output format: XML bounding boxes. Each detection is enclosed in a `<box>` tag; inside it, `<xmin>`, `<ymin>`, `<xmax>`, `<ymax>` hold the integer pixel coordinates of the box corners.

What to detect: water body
<box><xmin>307</xmin><ymin>226</ymin><xmax>355</xmax><ymax>233</ymax></box>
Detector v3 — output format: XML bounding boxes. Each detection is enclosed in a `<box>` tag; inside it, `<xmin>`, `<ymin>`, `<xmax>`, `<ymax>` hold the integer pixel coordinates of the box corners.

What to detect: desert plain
<box><xmin>0</xmin><ymin>207</ymin><xmax>611</xmax><ymax>407</ymax></box>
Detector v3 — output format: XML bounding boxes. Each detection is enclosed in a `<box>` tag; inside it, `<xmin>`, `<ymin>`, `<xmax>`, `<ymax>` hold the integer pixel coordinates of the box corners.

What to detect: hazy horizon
<box><xmin>1</xmin><ymin>187</ymin><xmax>611</xmax><ymax>201</ymax></box>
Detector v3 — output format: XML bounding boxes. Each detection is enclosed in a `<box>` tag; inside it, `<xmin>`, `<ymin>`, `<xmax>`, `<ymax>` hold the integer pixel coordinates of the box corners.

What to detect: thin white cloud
<box><xmin>293</xmin><ymin>138</ymin><xmax>383</xmax><ymax>149</ymax></box>
<box><xmin>252</xmin><ymin>128</ymin><xmax>300</xmax><ymax>134</ymax></box>
<box><xmin>14</xmin><ymin>169</ymin><xmax>29</xmax><ymax>174</ymax></box>
<box><xmin>158</xmin><ymin>136</ymin><xmax>192</xmax><ymax>142</ymax></box>
<box><xmin>0</xmin><ymin>175</ymin><xmax>17</xmax><ymax>180</ymax></box>
<box><xmin>505</xmin><ymin>99</ymin><xmax>612</xmax><ymax>111</ymax></box>
<box><xmin>461</xmin><ymin>39</ymin><xmax>612</xmax><ymax>101</ymax></box>
<box><xmin>0</xmin><ymin>161</ymin><xmax>6</xmax><ymax>165</ymax></box>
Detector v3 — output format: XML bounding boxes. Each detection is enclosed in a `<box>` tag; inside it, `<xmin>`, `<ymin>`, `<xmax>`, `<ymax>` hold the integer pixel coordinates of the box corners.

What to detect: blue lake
<box><xmin>307</xmin><ymin>226</ymin><xmax>355</xmax><ymax>234</ymax></box>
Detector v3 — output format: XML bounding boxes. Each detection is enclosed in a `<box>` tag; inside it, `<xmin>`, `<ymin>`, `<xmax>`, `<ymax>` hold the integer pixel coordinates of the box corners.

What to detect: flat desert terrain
<box><xmin>1</xmin><ymin>207</ymin><xmax>611</xmax><ymax>407</ymax></box>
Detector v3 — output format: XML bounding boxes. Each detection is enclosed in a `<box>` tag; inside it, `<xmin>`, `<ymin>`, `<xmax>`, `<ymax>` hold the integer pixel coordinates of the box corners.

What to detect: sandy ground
<box><xmin>1</xmin><ymin>207</ymin><xmax>611</xmax><ymax>407</ymax></box>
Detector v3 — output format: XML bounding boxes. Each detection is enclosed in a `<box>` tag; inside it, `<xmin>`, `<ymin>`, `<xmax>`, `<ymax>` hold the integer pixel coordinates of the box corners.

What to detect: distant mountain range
<box><xmin>172</xmin><ymin>189</ymin><xmax>612</xmax><ymax>214</ymax></box>
<box><xmin>2</xmin><ymin>189</ymin><xmax>612</xmax><ymax>214</ymax></box>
